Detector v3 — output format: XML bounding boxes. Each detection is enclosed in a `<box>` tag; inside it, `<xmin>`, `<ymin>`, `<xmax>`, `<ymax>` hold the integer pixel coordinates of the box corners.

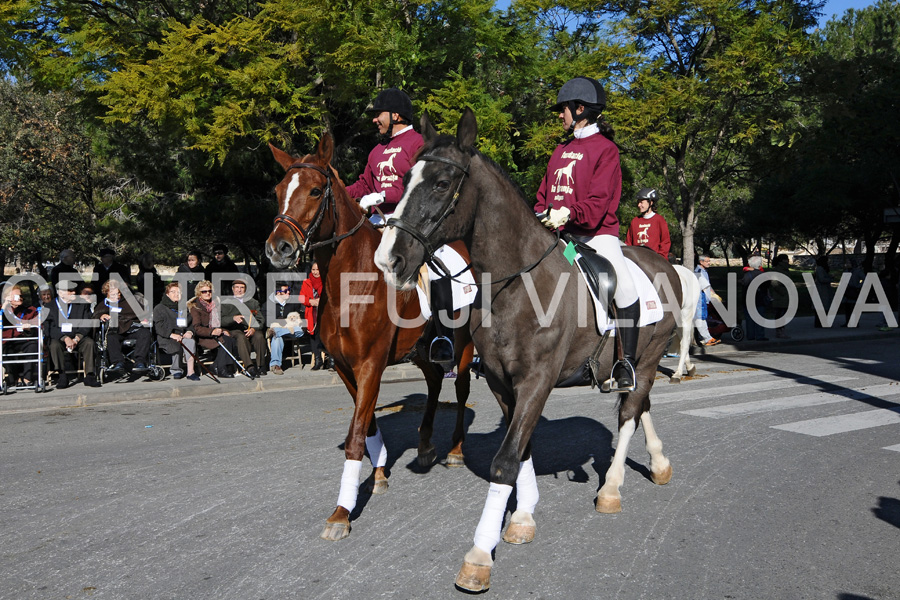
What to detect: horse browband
<box><xmin>273</xmin><ymin>161</ymin><xmax>365</xmax><ymax>254</ymax></box>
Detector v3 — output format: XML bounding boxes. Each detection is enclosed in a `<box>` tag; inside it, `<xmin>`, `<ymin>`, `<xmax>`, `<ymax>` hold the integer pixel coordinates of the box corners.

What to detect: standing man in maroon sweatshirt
<box><xmin>346</xmin><ymin>88</ymin><xmax>424</xmax><ymax>226</ymax></box>
<box><xmin>534</xmin><ymin>76</ymin><xmax>640</xmax><ymax>392</ymax></box>
<box><xmin>625</xmin><ymin>187</ymin><xmax>671</xmax><ymax>259</ymax></box>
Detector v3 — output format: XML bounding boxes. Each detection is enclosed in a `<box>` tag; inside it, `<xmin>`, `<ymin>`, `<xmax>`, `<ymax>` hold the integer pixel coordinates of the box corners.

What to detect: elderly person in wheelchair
<box><xmin>93</xmin><ymin>278</ymin><xmax>152</xmax><ymax>377</ymax></box>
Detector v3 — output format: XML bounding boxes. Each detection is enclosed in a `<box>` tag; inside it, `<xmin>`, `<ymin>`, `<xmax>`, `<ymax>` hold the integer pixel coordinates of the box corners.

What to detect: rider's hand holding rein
<box><xmin>359</xmin><ymin>191</ymin><xmax>385</xmax><ymax>210</ymax></box>
<box><xmin>541</xmin><ymin>206</ymin><xmax>571</xmax><ymax>230</ymax></box>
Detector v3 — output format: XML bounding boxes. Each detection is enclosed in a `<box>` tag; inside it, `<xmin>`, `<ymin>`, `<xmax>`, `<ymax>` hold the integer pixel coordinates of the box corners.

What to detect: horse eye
<box><xmin>309</xmin><ymin>187</ymin><xmax>323</xmax><ymax>197</ymax></box>
<box><xmin>435</xmin><ymin>180</ymin><xmax>451</xmax><ymax>192</ymax></box>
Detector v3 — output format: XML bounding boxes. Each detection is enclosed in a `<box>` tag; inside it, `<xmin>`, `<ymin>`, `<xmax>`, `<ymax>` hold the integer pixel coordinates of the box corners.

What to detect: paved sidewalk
<box><xmin>690</xmin><ymin>312</ymin><xmax>900</xmax><ymax>356</ymax></box>
<box><xmin>0</xmin><ymin>361</ymin><xmax>427</xmax><ymax>414</ymax></box>
<box><xmin>3</xmin><ymin>313</ymin><xmax>896</xmax><ymax>413</ymax></box>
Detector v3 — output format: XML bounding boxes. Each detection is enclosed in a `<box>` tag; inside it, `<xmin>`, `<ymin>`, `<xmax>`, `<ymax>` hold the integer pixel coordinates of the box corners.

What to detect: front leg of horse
<box><xmin>447</xmin><ymin>356</ymin><xmax>472</xmax><ymax>467</ymax></box>
<box><xmin>641</xmin><ymin>411</ymin><xmax>672</xmax><ymax>485</ymax></box>
<box><xmin>322</xmin><ymin>506</ymin><xmax>352</xmax><ymax>541</ymax></box>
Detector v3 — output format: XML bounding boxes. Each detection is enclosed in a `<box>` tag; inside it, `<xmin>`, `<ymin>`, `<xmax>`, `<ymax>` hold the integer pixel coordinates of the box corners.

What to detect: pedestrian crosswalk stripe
<box><xmin>772</xmin><ymin>408</ymin><xmax>900</xmax><ymax>437</ymax></box>
<box><xmin>680</xmin><ymin>382</ymin><xmax>900</xmax><ymax>418</ymax></box>
<box><xmin>883</xmin><ymin>443</ymin><xmax>900</xmax><ymax>452</ymax></box>
<box><xmin>655</xmin><ymin>374</ymin><xmax>856</xmax><ymax>406</ymax></box>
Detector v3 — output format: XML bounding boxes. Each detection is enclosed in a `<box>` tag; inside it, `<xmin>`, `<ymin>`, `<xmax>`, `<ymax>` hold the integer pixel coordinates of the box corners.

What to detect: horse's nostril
<box><xmin>278</xmin><ymin>241</ymin><xmax>294</xmax><ymax>257</ymax></box>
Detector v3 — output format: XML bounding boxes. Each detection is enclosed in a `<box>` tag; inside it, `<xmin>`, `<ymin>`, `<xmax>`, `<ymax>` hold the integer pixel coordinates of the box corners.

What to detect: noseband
<box><xmin>385</xmin><ymin>154</ymin><xmax>469</xmax><ymax>274</ymax></box>
<box><xmin>273</xmin><ymin>162</ymin><xmax>364</xmax><ymax>255</ymax></box>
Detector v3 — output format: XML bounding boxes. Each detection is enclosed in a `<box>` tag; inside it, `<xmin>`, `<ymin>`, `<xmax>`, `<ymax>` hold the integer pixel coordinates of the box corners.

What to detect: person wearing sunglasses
<box><xmin>264</xmin><ymin>283</ymin><xmax>306</xmax><ymax>375</ymax></box>
<box><xmin>187</xmin><ymin>280</ymin><xmax>239</xmax><ymax>377</ymax></box>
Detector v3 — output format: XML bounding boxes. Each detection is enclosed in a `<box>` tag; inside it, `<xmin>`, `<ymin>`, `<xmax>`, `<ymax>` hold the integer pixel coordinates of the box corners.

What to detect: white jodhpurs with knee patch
<box><xmin>574</xmin><ymin>234</ymin><xmax>639</xmax><ymax>307</ymax></box>
<box><xmin>473</xmin><ymin>482</ymin><xmax>513</xmax><ymax>554</ymax></box>
<box><xmin>365</xmin><ymin>429</ymin><xmax>388</xmax><ymax>468</ymax></box>
<box><xmin>515</xmin><ymin>457</ymin><xmax>539</xmax><ymax>514</ymax></box>
<box><xmin>336</xmin><ymin>459</ymin><xmax>363</xmax><ymax>513</ymax></box>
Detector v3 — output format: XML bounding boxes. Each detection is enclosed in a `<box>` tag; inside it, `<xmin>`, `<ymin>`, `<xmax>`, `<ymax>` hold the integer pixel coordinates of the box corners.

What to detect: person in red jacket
<box><xmin>299</xmin><ymin>262</ymin><xmax>326</xmax><ymax>370</ymax></box>
<box><xmin>625</xmin><ymin>187</ymin><xmax>671</xmax><ymax>259</ymax></box>
<box><xmin>346</xmin><ymin>88</ymin><xmax>424</xmax><ymax>225</ymax></box>
<box><xmin>534</xmin><ymin>76</ymin><xmax>640</xmax><ymax>392</ymax></box>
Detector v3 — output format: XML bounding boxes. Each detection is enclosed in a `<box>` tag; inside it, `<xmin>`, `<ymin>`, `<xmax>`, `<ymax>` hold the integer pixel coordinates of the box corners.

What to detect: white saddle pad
<box><xmin>415</xmin><ymin>245</ymin><xmax>478</xmax><ymax>319</ymax></box>
<box><xmin>575</xmin><ymin>255</ymin><xmax>664</xmax><ymax>335</ymax></box>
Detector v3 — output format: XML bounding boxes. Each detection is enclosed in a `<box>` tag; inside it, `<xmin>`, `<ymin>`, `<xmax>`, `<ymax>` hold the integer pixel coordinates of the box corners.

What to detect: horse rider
<box><xmin>626</xmin><ymin>187</ymin><xmax>671</xmax><ymax>259</ymax></box>
<box><xmin>347</xmin><ymin>88</ymin><xmax>454</xmax><ymax>367</ymax></box>
<box><xmin>534</xmin><ymin>76</ymin><xmax>641</xmax><ymax>392</ymax></box>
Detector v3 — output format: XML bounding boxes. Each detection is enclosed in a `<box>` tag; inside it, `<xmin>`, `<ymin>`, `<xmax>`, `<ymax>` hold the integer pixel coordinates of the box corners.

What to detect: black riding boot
<box><xmin>610</xmin><ymin>301</ymin><xmax>641</xmax><ymax>392</ymax></box>
<box><xmin>429</xmin><ymin>276</ymin><xmax>455</xmax><ymax>369</ymax></box>
<box><xmin>311</xmin><ymin>353</ymin><xmax>324</xmax><ymax>371</ymax></box>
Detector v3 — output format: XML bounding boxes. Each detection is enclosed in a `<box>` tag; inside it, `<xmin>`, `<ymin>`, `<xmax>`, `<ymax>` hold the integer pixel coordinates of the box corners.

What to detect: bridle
<box><xmin>385</xmin><ymin>152</ymin><xmax>560</xmax><ymax>285</ymax></box>
<box><xmin>272</xmin><ymin>162</ymin><xmax>365</xmax><ymax>255</ymax></box>
<box><xmin>385</xmin><ymin>154</ymin><xmax>469</xmax><ymax>266</ymax></box>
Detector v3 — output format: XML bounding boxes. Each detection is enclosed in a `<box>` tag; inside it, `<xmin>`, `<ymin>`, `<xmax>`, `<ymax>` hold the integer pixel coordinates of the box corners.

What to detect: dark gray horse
<box><xmin>375</xmin><ymin>108</ymin><xmax>680</xmax><ymax>593</ymax></box>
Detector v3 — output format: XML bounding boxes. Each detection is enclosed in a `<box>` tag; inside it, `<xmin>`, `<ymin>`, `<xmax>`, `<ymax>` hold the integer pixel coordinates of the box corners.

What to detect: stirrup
<box><xmin>606</xmin><ymin>359</ymin><xmax>636</xmax><ymax>393</ymax></box>
<box><xmin>429</xmin><ymin>336</ymin><xmax>455</xmax><ymax>369</ymax></box>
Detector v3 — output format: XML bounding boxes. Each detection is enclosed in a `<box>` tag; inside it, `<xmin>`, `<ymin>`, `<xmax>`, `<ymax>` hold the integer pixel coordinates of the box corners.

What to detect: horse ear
<box><xmin>457</xmin><ymin>107</ymin><xmax>477</xmax><ymax>150</ymax></box>
<box><xmin>269</xmin><ymin>142</ymin><xmax>295</xmax><ymax>171</ymax></box>
<box><xmin>421</xmin><ymin>112</ymin><xmax>438</xmax><ymax>142</ymax></box>
<box><xmin>316</xmin><ymin>132</ymin><xmax>334</xmax><ymax>165</ymax></box>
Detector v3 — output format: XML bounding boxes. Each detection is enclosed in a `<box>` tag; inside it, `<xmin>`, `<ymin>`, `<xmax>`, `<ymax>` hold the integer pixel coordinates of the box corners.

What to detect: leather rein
<box><xmin>384</xmin><ymin>153</ymin><xmax>559</xmax><ymax>286</ymax></box>
<box><xmin>272</xmin><ymin>162</ymin><xmax>365</xmax><ymax>255</ymax></box>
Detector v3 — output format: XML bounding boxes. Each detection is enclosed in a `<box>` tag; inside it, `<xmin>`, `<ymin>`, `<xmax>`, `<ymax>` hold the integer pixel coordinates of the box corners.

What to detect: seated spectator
<box><xmin>50</xmin><ymin>249</ymin><xmax>80</xmax><ymax>292</ymax></box>
<box><xmin>176</xmin><ymin>249</ymin><xmax>206</xmax><ymax>291</ymax></box>
<box><xmin>204</xmin><ymin>244</ymin><xmax>240</xmax><ymax>295</ymax></box>
<box><xmin>153</xmin><ymin>282</ymin><xmax>199</xmax><ymax>381</ymax></box>
<box><xmin>187</xmin><ymin>280</ymin><xmax>239</xmax><ymax>378</ymax></box>
<box><xmin>43</xmin><ymin>281</ymin><xmax>100</xmax><ymax>389</ymax></box>
<box><xmin>78</xmin><ymin>283</ymin><xmax>97</xmax><ymax>313</ymax></box>
<box><xmin>39</xmin><ymin>286</ymin><xmax>54</xmax><ymax>307</ymax></box>
<box><xmin>265</xmin><ymin>283</ymin><xmax>306</xmax><ymax>375</ymax></box>
<box><xmin>221</xmin><ymin>280</ymin><xmax>267</xmax><ymax>377</ymax></box>
<box><xmin>741</xmin><ymin>255</ymin><xmax>769</xmax><ymax>341</ymax></box>
<box><xmin>93</xmin><ymin>279</ymin><xmax>152</xmax><ymax>376</ymax></box>
<box><xmin>93</xmin><ymin>247</ymin><xmax>132</xmax><ymax>292</ymax></box>
<box><xmin>2</xmin><ymin>285</ymin><xmax>40</xmax><ymax>386</ymax></box>
<box><xmin>137</xmin><ymin>252</ymin><xmax>164</xmax><ymax>307</ymax></box>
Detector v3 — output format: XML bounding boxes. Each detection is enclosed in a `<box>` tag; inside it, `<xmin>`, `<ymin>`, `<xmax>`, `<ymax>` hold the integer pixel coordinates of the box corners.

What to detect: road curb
<box><xmin>692</xmin><ymin>328</ymin><xmax>900</xmax><ymax>356</ymax></box>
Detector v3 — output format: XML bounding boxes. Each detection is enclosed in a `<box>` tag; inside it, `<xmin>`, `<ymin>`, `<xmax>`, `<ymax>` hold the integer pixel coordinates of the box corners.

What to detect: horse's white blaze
<box><xmin>374</xmin><ymin>161</ymin><xmax>425</xmax><ymax>284</ymax></box>
<box><xmin>283</xmin><ymin>172</ymin><xmax>301</xmax><ymax>215</ymax></box>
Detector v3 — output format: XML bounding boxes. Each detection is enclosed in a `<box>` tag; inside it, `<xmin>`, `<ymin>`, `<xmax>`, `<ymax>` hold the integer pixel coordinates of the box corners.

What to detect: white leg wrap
<box><xmin>515</xmin><ymin>457</ymin><xmax>539</xmax><ymax>514</ymax></box>
<box><xmin>336</xmin><ymin>459</ymin><xmax>363</xmax><ymax>513</ymax></box>
<box><xmin>473</xmin><ymin>482</ymin><xmax>513</xmax><ymax>554</ymax></box>
<box><xmin>365</xmin><ymin>429</ymin><xmax>388</xmax><ymax>468</ymax></box>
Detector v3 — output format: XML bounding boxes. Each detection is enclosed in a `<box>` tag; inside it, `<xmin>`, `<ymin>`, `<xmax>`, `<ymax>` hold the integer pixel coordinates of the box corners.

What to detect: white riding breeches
<box><xmin>572</xmin><ymin>234</ymin><xmax>639</xmax><ymax>307</ymax></box>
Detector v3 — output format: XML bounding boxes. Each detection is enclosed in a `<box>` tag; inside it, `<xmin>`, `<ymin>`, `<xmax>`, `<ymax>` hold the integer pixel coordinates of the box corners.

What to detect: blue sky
<box><xmin>818</xmin><ymin>0</ymin><xmax>876</xmax><ymax>27</ymax></box>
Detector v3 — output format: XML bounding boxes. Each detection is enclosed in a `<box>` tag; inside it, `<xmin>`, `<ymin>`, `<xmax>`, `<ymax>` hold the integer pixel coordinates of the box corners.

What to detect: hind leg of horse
<box><xmin>640</xmin><ymin>411</ymin><xmax>672</xmax><ymax>484</ymax></box>
<box><xmin>596</xmin><ymin>414</ymin><xmax>637</xmax><ymax>514</ymax></box>
<box><xmin>447</xmin><ymin>340</ymin><xmax>474</xmax><ymax>467</ymax></box>
<box><xmin>413</xmin><ymin>356</ymin><xmax>443</xmax><ymax>467</ymax></box>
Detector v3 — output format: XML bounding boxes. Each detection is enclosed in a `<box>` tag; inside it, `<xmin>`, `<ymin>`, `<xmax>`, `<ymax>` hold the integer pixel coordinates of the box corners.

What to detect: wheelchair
<box><xmin>96</xmin><ymin>320</ymin><xmax>166</xmax><ymax>383</ymax></box>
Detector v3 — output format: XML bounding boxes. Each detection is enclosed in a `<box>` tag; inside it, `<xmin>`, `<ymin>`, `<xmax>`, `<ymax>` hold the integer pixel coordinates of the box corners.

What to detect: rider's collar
<box><xmin>573</xmin><ymin>123</ymin><xmax>599</xmax><ymax>139</ymax></box>
<box><xmin>641</xmin><ymin>210</ymin><xmax>656</xmax><ymax>219</ymax></box>
<box><xmin>392</xmin><ymin>125</ymin><xmax>413</xmax><ymax>138</ymax></box>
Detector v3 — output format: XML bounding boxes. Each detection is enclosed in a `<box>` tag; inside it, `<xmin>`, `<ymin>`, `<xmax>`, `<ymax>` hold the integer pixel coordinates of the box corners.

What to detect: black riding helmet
<box><xmin>553</xmin><ymin>76</ymin><xmax>606</xmax><ymax>129</ymax></box>
<box><xmin>636</xmin><ymin>187</ymin><xmax>658</xmax><ymax>208</ymax></box>
<box><xmin>366</xmin><ymin>88</ymin><xmax>414</xmax><ymax>124</ymax></box>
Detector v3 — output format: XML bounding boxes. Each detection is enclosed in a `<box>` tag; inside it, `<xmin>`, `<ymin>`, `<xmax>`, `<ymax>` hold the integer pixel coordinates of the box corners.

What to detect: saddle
<box><xmin>567</xmin><ymin>237</ymin><xmax>617</xmax><ymax>308</ymax></box>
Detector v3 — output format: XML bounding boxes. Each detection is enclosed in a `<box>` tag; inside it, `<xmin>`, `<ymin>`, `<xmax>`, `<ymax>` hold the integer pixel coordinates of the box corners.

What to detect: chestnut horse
<box><xmin>375</xmin><ymin>109</ymin><xmax>678</xmax><ymax>592</ymax></box>
<box><xmin>265</xmin><ymin>134</ymin><xmax>474</xmax><ymax>541</ymax></box>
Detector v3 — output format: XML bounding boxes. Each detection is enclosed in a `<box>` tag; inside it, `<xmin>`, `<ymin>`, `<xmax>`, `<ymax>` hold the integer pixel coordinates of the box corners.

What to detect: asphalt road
<box><xmin>2</xmin><ymin>338</ymin><xmax>898</xmax><ymax>600</ymax></box>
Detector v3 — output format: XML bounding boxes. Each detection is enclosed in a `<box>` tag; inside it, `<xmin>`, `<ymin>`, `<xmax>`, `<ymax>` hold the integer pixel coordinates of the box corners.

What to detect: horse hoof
<box><xmin>417</xmin><ymin>447</ymin><xmax>437</xmax><ymax>467</ymax></box>
<box><xmin>370</xmin><ymin>479</ymin><xmax>389</xmax><ymax>495</ymax></box>
<box><xmin>651</xmin><ymin>464</ymin><xmax>673</xmax><ymax>485</ymax></box>
<box><xmin>669</xmin><ymin>376</ymin><xmax>681</xmax><ymax>384</ymax></box>
<box><xmin>595</xmin><ymin>495</ymin><xmax>622</xmax><ymax>514</ymax></box>
<box><xmin>502</xmin><ymin>522</ymin><xmax>535</xmax><ymax>545</ymax></box>
<box><xmin>320</xmin><ymin>522</ymin><xmax>350</xmax><ymax>541</ymax></box>
<box><xmin>687</xmin><ymin>366</ymin><xmax>697</xmax><ymax>377</ymax></box>
<box><xmin>455</xmin><ymin>561</ymin><xmax>491</xmax><ymax>592</ymax></box>
<box><xmin>446</xmin><ymin>452</ymin><xmax>465</xmax><ymax>467</ymax></box>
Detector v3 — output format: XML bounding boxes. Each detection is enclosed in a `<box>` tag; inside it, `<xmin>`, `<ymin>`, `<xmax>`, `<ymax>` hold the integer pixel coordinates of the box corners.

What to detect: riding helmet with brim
<box><xmin>366</xmin><ymin>88</ymin><xmax>414</xmax><ymax>124</ymax></box>
<box><xmin>552</xmin><ymin>76</ymin><xmax>607</xmax><ymax>112</ymax></box>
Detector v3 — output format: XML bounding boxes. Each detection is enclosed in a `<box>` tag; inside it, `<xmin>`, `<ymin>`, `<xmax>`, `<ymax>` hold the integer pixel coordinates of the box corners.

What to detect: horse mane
<box><xmin>420</xmin><ymin>135</ymin><xmax>532</xmax><ymax>209</ymax></box>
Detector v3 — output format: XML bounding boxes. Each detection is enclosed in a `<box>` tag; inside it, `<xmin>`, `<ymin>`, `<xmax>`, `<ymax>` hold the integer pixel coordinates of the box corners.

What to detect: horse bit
<box><xmin>273</xmin><ymin>162</ymin><xmax>365</xmax><ymax>255</ymax></box>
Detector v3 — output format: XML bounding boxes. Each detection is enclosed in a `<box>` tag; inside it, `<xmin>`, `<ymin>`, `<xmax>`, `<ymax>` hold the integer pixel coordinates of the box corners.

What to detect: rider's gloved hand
<box><xmin>541</xmin><ymin>206</ymin><xmax>570</xmax><ymax>230</ymax></box>
<box><xmin>359</xmin><ymin>191</ymin><xmax>385</xmax><ymax>210</ymax></box>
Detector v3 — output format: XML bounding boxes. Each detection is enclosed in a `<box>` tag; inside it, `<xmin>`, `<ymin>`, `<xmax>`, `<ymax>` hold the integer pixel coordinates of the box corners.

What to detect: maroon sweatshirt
<box><xmin>534</xmin><ymin>132</ymin><xmax>622</xmax><ymax>237</ymax></box>
<box><xmin>626</xmin><ymin>212</ymin><xmax>671</xmax><ymax>258</ymax></box>
<box><xmin>345</xmin><ymin>128</ymin><xmax>424</xmax><ymax>214</ymax></box>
